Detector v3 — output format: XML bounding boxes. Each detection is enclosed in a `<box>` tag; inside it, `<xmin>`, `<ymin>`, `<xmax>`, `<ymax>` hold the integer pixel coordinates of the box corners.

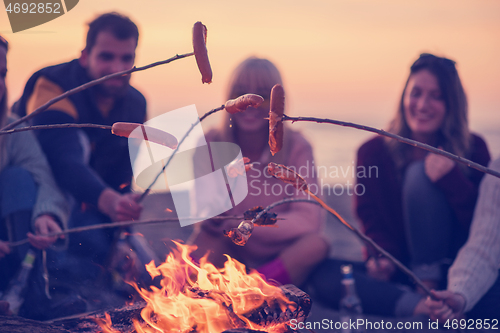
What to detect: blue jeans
<box><xmin>307</xmin><ymin>259</ymin><xmax>423</xmax><ymax>317</ymax></box>
<box><xmin>402</xmin><ymin>161</ymin><xmax>462</xmax><ymax>285</ymax></box>
<box><xmin>0</xmin><ymin>166</ymin><xmax>37</xmax><ymax>291</ymax></box>
<box><xmin>47</xmin><ymin>207</ymin><xmax>115</xmax><ymax>284</ymax></box>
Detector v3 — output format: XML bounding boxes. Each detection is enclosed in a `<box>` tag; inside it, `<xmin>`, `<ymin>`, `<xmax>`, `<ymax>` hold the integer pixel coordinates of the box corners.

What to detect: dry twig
<box><xmin>0</xmin><ymin>52</ymin><xmax>194</xmax><ymax>132</ymax></box>
<box><xmin>137</xmin><ymin>105</ymin><xmax>225</xmax><ymax>202</ymax></box>
<box><xmin>7</xmin><ymin>215</ymin><xmax>245</xmax><ymax>248</ymax></box>
<box><xmin>0</xmin><ymin>123</ymin><xmax>112</xmax><ymax>135</ymax></box>
<box><xmin>245</xmin><ymin>196</ymin><xmax>436</xmax><ymax>299</ymax></box>
<box><xmin>282</xmin><ymin>114</ymin><xmax>500</xmax><ymax>179</ymax></box>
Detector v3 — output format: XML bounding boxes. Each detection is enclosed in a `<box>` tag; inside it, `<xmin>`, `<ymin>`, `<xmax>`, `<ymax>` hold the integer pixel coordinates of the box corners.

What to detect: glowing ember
<box><xmin>111</xmin><ymin>242</ymin><xmax>300</xmax><ymax>333</ymax></box>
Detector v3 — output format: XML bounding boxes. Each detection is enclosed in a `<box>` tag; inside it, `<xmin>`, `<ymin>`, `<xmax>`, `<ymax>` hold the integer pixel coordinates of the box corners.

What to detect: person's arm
<box><xmin>432</xmin><ymin>136</ymin><xmax>490</xmax><ymax>230</ymax></box>
<box><xmin>425</xmin><ymin>290</ymin><xmax>466</xmax><ymax>322</ymax></box>
<box><xmin>7</xmin><ymin>121</ymin><xmax>70</xmax><ymax>230</ymax></box>
<box><xmin>26</xmin><ymin>76</ymin><xmax>142</xmax><ymax>221</ymax></box>
<box><xmin>446</xmin><ymin>158</ymin><xmax>500</xmax><ymax>313</ymax></box>
<box><xmin>242</xmin><ymin>136</ymin><xmax>323</xmax><ymax>246</ymax></box>
<box><xmin>27</xmin><ymin>214</ymin><xmax>64</xmax><ymax>249</ymax></box>
<box><xmin>34</xmin><ymin>112</ymin><xmax>142</xmax><ymax>221</ymax></box>
<box><xmin>355</xmin><ymin>139</ymin><xmax>405</xmax><ymax>262</ymax></box>
<box><xmin>196</xmin><ymin>134</ymin><xmax>322</xmax><ymax>248</ymax></box>
<box><xmin>33</xmin><ymin>110</ymin><xmax>108</xmax><ymax>206</ymax></box>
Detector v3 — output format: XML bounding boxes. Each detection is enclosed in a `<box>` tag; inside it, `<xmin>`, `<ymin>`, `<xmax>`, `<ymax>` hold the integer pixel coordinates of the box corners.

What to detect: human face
<box><xmin>0</xmin><ymin>46</ymin><xmax>6</xmax><ymax>102</ymax></box>
<box><xmin>403</xmin><ymin>69</ymin><xmax>446</xmax><ymax>141</ymax></box>
<box><xmin>231</xmin><ymin>88</ymin><xmax>271</xmax><ymax>133</ymax></box>
<box><xmin>80</xmin><ymin>31</ymin><xmax>136</xmax><ymax>97</ymax></box>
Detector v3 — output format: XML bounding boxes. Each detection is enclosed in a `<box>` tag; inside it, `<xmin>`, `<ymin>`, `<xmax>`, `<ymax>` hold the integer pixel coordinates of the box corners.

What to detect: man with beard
<box><xmin>14</xmin><ymin>13</ymin><xmax>145</xmax><ymax>291</ymax></box>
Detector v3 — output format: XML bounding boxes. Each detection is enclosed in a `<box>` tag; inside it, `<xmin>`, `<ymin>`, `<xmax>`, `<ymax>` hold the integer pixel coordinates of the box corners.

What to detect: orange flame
<box><xmin>130</xmin><ymin>241</ymin><xmax>294</xmax><ymax>333</ymax></box>
<box><xmin>95</xmin><ymin>313</ymin><xmax>121</xmax><ymax>333</ymax></box>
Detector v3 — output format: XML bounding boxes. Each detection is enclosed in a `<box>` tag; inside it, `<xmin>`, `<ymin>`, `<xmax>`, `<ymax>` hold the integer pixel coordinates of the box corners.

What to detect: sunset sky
<box><xmin>1</xmin><ymin>0</ymin><xmax>499</xmax><ymax>177</ymax></box>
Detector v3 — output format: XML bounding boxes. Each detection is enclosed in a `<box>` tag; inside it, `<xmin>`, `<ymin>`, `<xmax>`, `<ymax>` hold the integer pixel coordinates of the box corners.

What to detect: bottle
<box><xmin>339</xmin><ymin>264</ymin><xmax>363</xmax><ymax>333</ymax></box>
<box><xmin>1</xmin><ymin>249</ymin><xmax>36</xmax><ymax>315</ymax></box>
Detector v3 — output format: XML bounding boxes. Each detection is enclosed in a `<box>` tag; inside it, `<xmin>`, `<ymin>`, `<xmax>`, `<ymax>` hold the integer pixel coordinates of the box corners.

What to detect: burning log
<box><xmin>222</xmin><ymin>329</ymin><xmax>267</xmax><ymax>333</ymax></box>
<box><xmin>0</xmin><ymin>314</ymin><xmax>70</xmax><ymax>333</ymax></box>
<box><xmin>46</xmin><ymin>285</ymin><xmax>310</xmax><ymax>333</ymax></box>
<box><xmin>44</xmin><ymin>242</ymin><xmax>313</xmax><ymax>333</ymax></box>
<box><xmin>243</xmin><ymin>285</ymin><xmax>311</xmax><ymax>328</ymax></box>
<box><xmin>47</xmin><ymin>302</ymin><xmax>146</xmax><ymax>332</ymax></box>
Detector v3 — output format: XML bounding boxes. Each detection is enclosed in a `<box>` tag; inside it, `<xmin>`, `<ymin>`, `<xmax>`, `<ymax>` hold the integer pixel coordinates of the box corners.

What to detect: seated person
<box><xmin>308</xmin><ymin>53</ymin><xmax>490</xmax><ymax>318</ymax></box>
<box><xmin>0</xmin><ymin>35</ymin><xmax>69</xmax><ymax>317</ymax></box>
<box><xmin>190</xmin><ymin>57</ymin><xmax>329</xmax><ymax>287</ymax></box>
<box><xmin>355</xmin><ymin>53</ymin><xmax>489</xmax><ymax>290</ymax></box>
<box><xmin>13</xmin><ymin>13</ymin><xmax>145</xmax><ymax>284</ymax></box>
<box><xmin>426</xmin><ymin>157</ymin><xmax>500</xmax><ymax>321</ymax></box>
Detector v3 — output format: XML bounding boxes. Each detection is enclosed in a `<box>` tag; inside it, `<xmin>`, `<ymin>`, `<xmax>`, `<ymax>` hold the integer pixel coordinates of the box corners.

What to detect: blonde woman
<box><xmin>190</xmin><ymin>57</ymin><xmax>329</xmax><ymax>287</ymax></box>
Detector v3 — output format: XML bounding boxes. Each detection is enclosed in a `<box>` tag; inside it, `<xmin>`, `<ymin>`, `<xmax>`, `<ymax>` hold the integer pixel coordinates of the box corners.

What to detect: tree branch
<box><xmin>283</xmin><ymin>114</ymin><xmax>500</xmax><ymax>179</ymax></box>
<box><xmin>1</xmin><ymin>52</ymin><xmax>194</xmax><ymax>131</ymax></box>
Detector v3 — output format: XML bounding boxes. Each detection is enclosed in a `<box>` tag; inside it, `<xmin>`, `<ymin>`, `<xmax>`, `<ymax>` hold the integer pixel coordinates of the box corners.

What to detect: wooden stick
<box><xmin>1</xmin><ymin>52</ymin><xmax>194</xmax><ymax>131</ymax></box>
<box><xmin>283</xmin><ymin>114</ymin><xmax>500</xmax><ymax>179</ymax></box>
<box><xmin>6</xmin><ymin>215</ymin><xmax>244</xmax><ymax>248</ymax></box>
<box><xmin>250</xmin><ymin>197</ymin><xmax>436</xmax><ymax>299</ymax></box>
<box><xmin>0</xmin><ymin>123</ymin><xmax>112</xmax><ymax>136</ymax></box>
<box><xmin>138</xmin><ymin>105</ymin><xmax>225</xmax><ymax>202</ymax></box>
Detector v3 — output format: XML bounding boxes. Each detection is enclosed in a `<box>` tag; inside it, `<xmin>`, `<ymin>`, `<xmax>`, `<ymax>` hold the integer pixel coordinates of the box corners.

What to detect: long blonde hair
<box><xmin>387</xmin><ymin>53</ymin><xmax>470</xmax><ymax>170</ymax></box>
<box><xmin>218</xmin><ymin>57</ymin><xmax>283</xmax><ymax>143</ymax></box>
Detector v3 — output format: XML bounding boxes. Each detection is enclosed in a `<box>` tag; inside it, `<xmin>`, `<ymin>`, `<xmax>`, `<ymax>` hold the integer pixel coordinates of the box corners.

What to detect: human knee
<box><xmin>0</xmin><ymin>167</ymin><xmax>37</xmax><ymax>217</ymax></box>
<box><xmin>300</xmin><ymin>233</ymin><xmax>330</xmax><ymax>264</ymax></box>
<box><xmin>0</xmin><ymin>166</ymin><xmax>36</xmax><ymax>192</ymax></box>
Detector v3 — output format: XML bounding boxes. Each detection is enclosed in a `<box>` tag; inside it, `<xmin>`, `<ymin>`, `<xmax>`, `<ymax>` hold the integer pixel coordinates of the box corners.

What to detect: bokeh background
<box><xmin>2</xmin><ymin>0</ymin><xmax>499</xmax><ymax>185</ymax></box>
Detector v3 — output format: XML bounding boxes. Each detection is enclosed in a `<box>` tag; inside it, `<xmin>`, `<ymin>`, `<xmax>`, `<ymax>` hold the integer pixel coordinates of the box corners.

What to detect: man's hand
<box><xmin>98</xmin><ymin>188</ymin><xmax>142</xmax><ymax>222</ymax></box>
<box><xmin>425</xmin><ymin>149</ymin><xmax>455</xmax><ymax>182</ymax></box>
<box><xmin>27</xmin><ymin>215</ymin><xmax>63</xmax><ymax>250</ymax></box>
<box><xmin>366</xmin><ymin>257</ymin><xmax>396</xmax><ymax>281</ymax></box>
<box><xmin>425</xmin><ymin>290</ymin><xmax>466</xmax><ymax>322</ymax></box>
<box><xmin>0</xmin><ymin>240</ymin><xmax>10</xmax><ymax>259</ymax></box>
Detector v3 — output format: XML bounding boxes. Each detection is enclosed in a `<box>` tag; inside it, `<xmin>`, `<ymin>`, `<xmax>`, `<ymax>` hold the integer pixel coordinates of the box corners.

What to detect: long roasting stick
<box><xmin>248</xmin><ymin>197</ymin><xmax>436</xmax><ymax>299</ymax></box>
<box><xmin>138</xmin><ymin>105</ymin><xmax>225</xmax><ymax>202</ymax></box>
<box><xmin>0</xmin><ymin>123</ymin><xmax>112</xmax><ymax>135</ymax></box>
<box><xmin>138</xmin><ymin>93</ymin><xmax>264</xmax><ymax>202</ymax></box>
<box><xmin>6</xmin><ymin>215</ymin><xmax>247</xmax><ymax>248</ymax></box>
<box><xmin>0</xmin><ymin>52</ymin><xmax>195</xmax><ymax>132</ymax></box>
<box><xmin>282</xmin><ymin>114</ymin><xmax>500</xmax><ymax>179</ymax></box>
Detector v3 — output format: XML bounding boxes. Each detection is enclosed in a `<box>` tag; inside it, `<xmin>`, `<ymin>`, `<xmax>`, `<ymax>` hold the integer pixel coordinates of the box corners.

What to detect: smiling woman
<box><xmin>355</xmin><ymin>53</ymin><xmax>491</xmax><ymax>291</ymax></box>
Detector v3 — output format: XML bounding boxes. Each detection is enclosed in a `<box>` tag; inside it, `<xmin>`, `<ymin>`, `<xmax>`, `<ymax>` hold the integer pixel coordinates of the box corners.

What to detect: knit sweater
<box><xmin>194</xmin><ymin>128</ymin><xmax>323</xmax><ymax>267</ymax></box>
<box><xmin>448</xmin><ymin>158</ymin><xmax>500</xmax><ymax>312</ymax></box>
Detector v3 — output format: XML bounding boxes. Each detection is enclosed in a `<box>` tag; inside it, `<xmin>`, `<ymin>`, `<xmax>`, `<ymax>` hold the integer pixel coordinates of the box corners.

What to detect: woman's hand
<box><xmin>366</xmin><ymin>257</ymin><xmax>396</xmax><ymax>281</ymax></box>
<box><xmin>0</xmin><ymin>240</ymin><xmax>10</xmax><ymax>259</ymax></box>
<box><xmin>27</xmin><ymin>214</ymin><xmax>64</xmax><ymax>249</ymax></box>
<box><xmin>425</xmin><ymin>290</ymin><xmax>466</xmax><ymax>322</ymax></box>
<box><xmin>425</xmin><ymin>149</ymin><xmax>455</xmax><ymax>182</ymax></box>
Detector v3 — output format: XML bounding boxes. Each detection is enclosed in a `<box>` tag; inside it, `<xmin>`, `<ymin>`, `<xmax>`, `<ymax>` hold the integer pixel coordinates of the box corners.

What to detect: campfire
<box><xmin>90</xmin><ymin>242</ymin><xmax>311</xmax><ymax>333</ymax></box>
